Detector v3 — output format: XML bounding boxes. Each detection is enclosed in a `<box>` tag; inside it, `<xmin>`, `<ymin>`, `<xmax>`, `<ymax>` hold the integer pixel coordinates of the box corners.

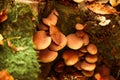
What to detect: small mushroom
<box><xmin>62</xmin><ymin>50</ymin><xmax>79</xmax><ymax>66</ymax></box>
<box><xmin>49</xmin><ymin>34</ymin><xmax>67</xmax><ymax>51</ymax></box>
<box><xmin>74</xmin><ymin>61</ymin><xmax>82</xmax><ymax>70</ymax></box>
<box><xmin>82</xmin><ymin>33</ymin><xmax>89</xmax><ymax>46</ymax></box>
<box><xmin>67</xmin><ymin>33</ymin><xmax>83</xmax><ymax>50</ymax></box>
<box><xmin>80</xmin><ymin>61</ymin><xmax>96</xmax><ymax>71</ymax></box>
<box><xmin>94</xmin><ymin>73</ymin><xmax>115</xmax><ymax>80</ymax></box>
<box><xmin>38</xmin><ymin>49</ymin><xmax>58</xmax><ymax>63</ymax></box>
<box><xmin>79</xmin><ymin>46</ymin><xmax>88</xmax><ymax>53</ymax></box>
<box><xmin>33</xmin><ymin>30</ymin><xmax>51</xmax><ymax>50</ymax></box>
<box><xmin>49</xmin><ymin>25</ymin><xmax>65</xmax><ymax>45</ymax></box>
<box><xmin>76</xmin><ymin>51</ymin><xmax>85</xmax><ymax>57</ymax></box>
<box><xmin>85</xmin><ymin>54</ymin><xmax>98</xmax><ymax>63</ymax></box>
<box><xmin>49</xmin><ymin>25</ymin><xmax>67</xmax><ymax>51</ymax></box>
<box><xmin>82</xmin><ymin>70</ymin><xmax>94</xmax><ymax>77</ymax></box>
<box><xmin>75</xmin><ymin>23</ymin><xmax>84</xmax><ymax>30</ymax></box>
<box><xmin>87</xmin><ymin>43</ymin><xmax>98</xmax><ymax>55</ymax></box>
<box><xmin>42</xmin><ymin>9</ymin><xmax>59</xmax><ymax>26</ymax></box>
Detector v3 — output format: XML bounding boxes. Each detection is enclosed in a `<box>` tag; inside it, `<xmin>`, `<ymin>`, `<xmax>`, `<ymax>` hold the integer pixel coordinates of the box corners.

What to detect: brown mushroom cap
<box><xmin>82</xmin><ymin>70</ymin><xmax>94</xmax><ymax>77</ymax></box>
<box><xmin>80</xmin><ymin>61</ymin><xmax>96</xmax><ymax>71</ymax></box>
<box><xmin>67</xmin><ymin>33</ymin><xmax>83</xmax><ymax>50</ymax></box>
<box><xmin>49</xmin><ymin>34</ymin><xmax>67</xmax><ymax>51</ymax></box>
<box><xmin>33</xmin><ymin>30</ymin><xmax>51</xmax><ymax>50</ymax></box>
<box><xmin>83</xmin><ymin>33</ymin><xmax>89</xmax><ymax>46</ymax></box>
<box><xmin>74</xmin><ymin>61</ymin><xmax>82</xmax><ymax>70</ymax></box>
<box><xmin>38</xmin><ymin>49</ymin><xmax>58</xmax><ymax>63</ymax></box>
<box><xmin>62</xmin><ymin>50</ymin><xmax>79</xmax><ymax>66</ymax></box>
<box><xmin>85</xmin><ymin>54</ymin><xmax>98</xmax><ymax>63</ymax></box>
<box><xmin>42</xmin><ymin>9</ymin><xmax>58</xmax><ymax>26</ymax></box>
<box><xmin>79</xmin><ymin>46</ymin><xmax>88</xmax><ymax>53</ymax></box>
<box><xmin>75</xmin><ymin>23</ymin><xmax>84</xmax><ymax>30</ymax></box>
<box><xmin>76</xmin><ymin>51</ymin><xmax>85</xmax><ymax>57</ymax></box>
<box><xmin>49</xmin><ymin>25</ymin><xmax>65</xmax><ymax>45</ymax></box>
<box><xmin>87</xmin><ymin>44</ymin><xmax>98</xmax><ymax>55</ymax></box>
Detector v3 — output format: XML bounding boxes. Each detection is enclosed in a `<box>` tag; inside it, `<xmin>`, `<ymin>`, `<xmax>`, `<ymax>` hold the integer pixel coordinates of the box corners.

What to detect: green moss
<box><xmin>0</xmin><ymin>2</ymin><xmax>40</xmax><ymax>80</ymax></box>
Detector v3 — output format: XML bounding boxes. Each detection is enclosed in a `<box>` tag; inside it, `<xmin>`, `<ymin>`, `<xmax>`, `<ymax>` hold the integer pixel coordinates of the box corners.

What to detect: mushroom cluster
<box><xmin>61</xmin><ymin>23</ymin><xmax>98</xmax><ymax>77</ymax></box>
<box><xmin>33</xmin><ymin>9</ymin><xmax>67</xmax><ymax>63</ymax></box>
<box><xmin>33</xmin><ymin>9</ymin><xmax>98</xmax><ymax>79</ymax></box>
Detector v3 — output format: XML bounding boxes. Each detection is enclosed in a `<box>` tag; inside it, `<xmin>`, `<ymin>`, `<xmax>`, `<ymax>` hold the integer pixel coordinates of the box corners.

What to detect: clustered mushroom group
<box><xmin>33</xmin><ymin>9</ymin><xmax>98</xmax><ymax>78</ymax></box>
<box><xmin>62</xmin><ymin>22</ymin><xmax>98</xmax><ymax>77</ymax></box>
<box><xmin>33</xmin><ymin>9</ymin><xmax>67</xmax><ymax>63</ymax></box>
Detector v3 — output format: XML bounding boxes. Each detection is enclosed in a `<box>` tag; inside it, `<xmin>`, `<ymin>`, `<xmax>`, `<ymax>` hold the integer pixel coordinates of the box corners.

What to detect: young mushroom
<box><xmin>76</xmin><ymin>51</ymin><xmax>85</xmax><ymax>57</ymax></box>
<box><xmin>38</xmin><ymin>49</ymin><xmax>58</xmax><ymax>63</ymax></box>
<box><xmin>79</xmin><ymin>46</ymin><xmax>88</xmax><ymax>53</ymax></box>
<box><xmin>49</xmin><ymin>25</ymin><xmax>67</xmax><ymax>51</ymax></box>
<box><xmin>85</xmin><ymin>54</ymin><xmax>98</xmax><ymax>63</ymax></box>
<box><xmin>74</xmin><ymin>61</ymin><xmax>82</xmax><ymax>70</ymax></box>
<box><xmin>82</xmin><ymin>70</ymin><xmax>94</xmax><ymax>77</ymax></box>
<box><xmin>87</xmin><ymin>43</ymin><xmax>98</xmax><ymax>55</ymax></box>
<box><xmin>33</xmin><ymin>30</ymin><xmax>51</xmax><ymax>50</ymax></box>
<box><xmin>49</xmin><ymin>35</ymin><xmax>67</xmax><ymax>51</ymax></box>
<box><xmin>67</xmin><ymin>33</ymin><xmax>83</xmax><ymax>50</ymax></box>
<box><xmin>80</xmin><ymin>61</ymin><xmax>96</xmax><ymax>71</ymax></box>
<box><xmin>75</xmin><ymin>23</ymin><xmax>84</xmax><ymax>31</ymax></box>
<box><xmin>62</xmin><ymin>50</ymin><xmax>79</xmax><ymax>66</ymax></box>
<box><xmin>42</xmin><ymin>9</ymin><xmax>59</xmax><ymax>26</ymax></box>
<box><xmin>82</xmin><ymin>33</ymin><xmax>89</xmax><ymax>46</ymax></box>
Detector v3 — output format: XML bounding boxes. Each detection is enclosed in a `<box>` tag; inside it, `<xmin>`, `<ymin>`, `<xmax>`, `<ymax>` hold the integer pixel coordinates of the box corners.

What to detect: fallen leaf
<box><xmin>49</xmin><ymin>25</ymin><xmax>63</xmax><ymax>45</ymax></box>
<box><xmin>0</xmin><ymin>9</ymin><xmax>8</xmax><ymax>22</ymax></box>
<box><xmin>0</xmin><ymin>70</ymin><xmax>14</xmax><ymax>80</ymax></box>
<box><xmin>109</xmin><ymin>0</ymin><xmax>120</xmax><ymax>7</ymax></box>
<box><xmin>87</xmin><ymin>3</ymin><xmax>119</xmax><ymax>15</ymax></box>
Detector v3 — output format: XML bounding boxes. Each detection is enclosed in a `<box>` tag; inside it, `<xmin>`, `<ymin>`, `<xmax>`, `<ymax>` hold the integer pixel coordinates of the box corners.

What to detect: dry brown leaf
<box><xmin>87</xmin><ymin>3</ymin><xmax>119</xmax><ymax>15</ymax></box>
<box><xmin>0</xmin><ymin>9</ymin><xmax>8</xmax><ymax>22</ymax></box>
<box><xmin>0</xmin><ymin>70</ymin><xmax>14</xmax><ymax>80</ymax></box>
<box><xmin>109</xmin><ymin>0</ymin><xmax>120</xmax><ymax>7</ymax></box>
<box><xmin>49</xmin><ymin>25</ymin><xmax>63</xmax><ymax>45</ymax></box>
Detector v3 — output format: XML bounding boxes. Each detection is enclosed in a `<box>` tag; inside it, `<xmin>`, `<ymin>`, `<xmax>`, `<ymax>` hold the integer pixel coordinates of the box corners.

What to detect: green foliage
<box><xmin>0</xmin><ymin>1</ymin><xmax>40</xmax><ymax>80</ymax></box>
<box><xmin>0</xmin><ymin>38</ymin><xmax>40</xmax><ymax>80</ymax></box>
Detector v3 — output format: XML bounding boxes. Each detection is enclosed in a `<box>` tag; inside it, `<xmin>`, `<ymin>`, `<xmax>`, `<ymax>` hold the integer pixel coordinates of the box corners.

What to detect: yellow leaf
<box><xmin>109</xmin><ymin>0</ymin><xmax>120</xmax><ymax>7</ymax></box>
<box><xmin>87</xmin><ymin>3</ymin><xmax>119</xmax><ymax>15</ymax></box>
